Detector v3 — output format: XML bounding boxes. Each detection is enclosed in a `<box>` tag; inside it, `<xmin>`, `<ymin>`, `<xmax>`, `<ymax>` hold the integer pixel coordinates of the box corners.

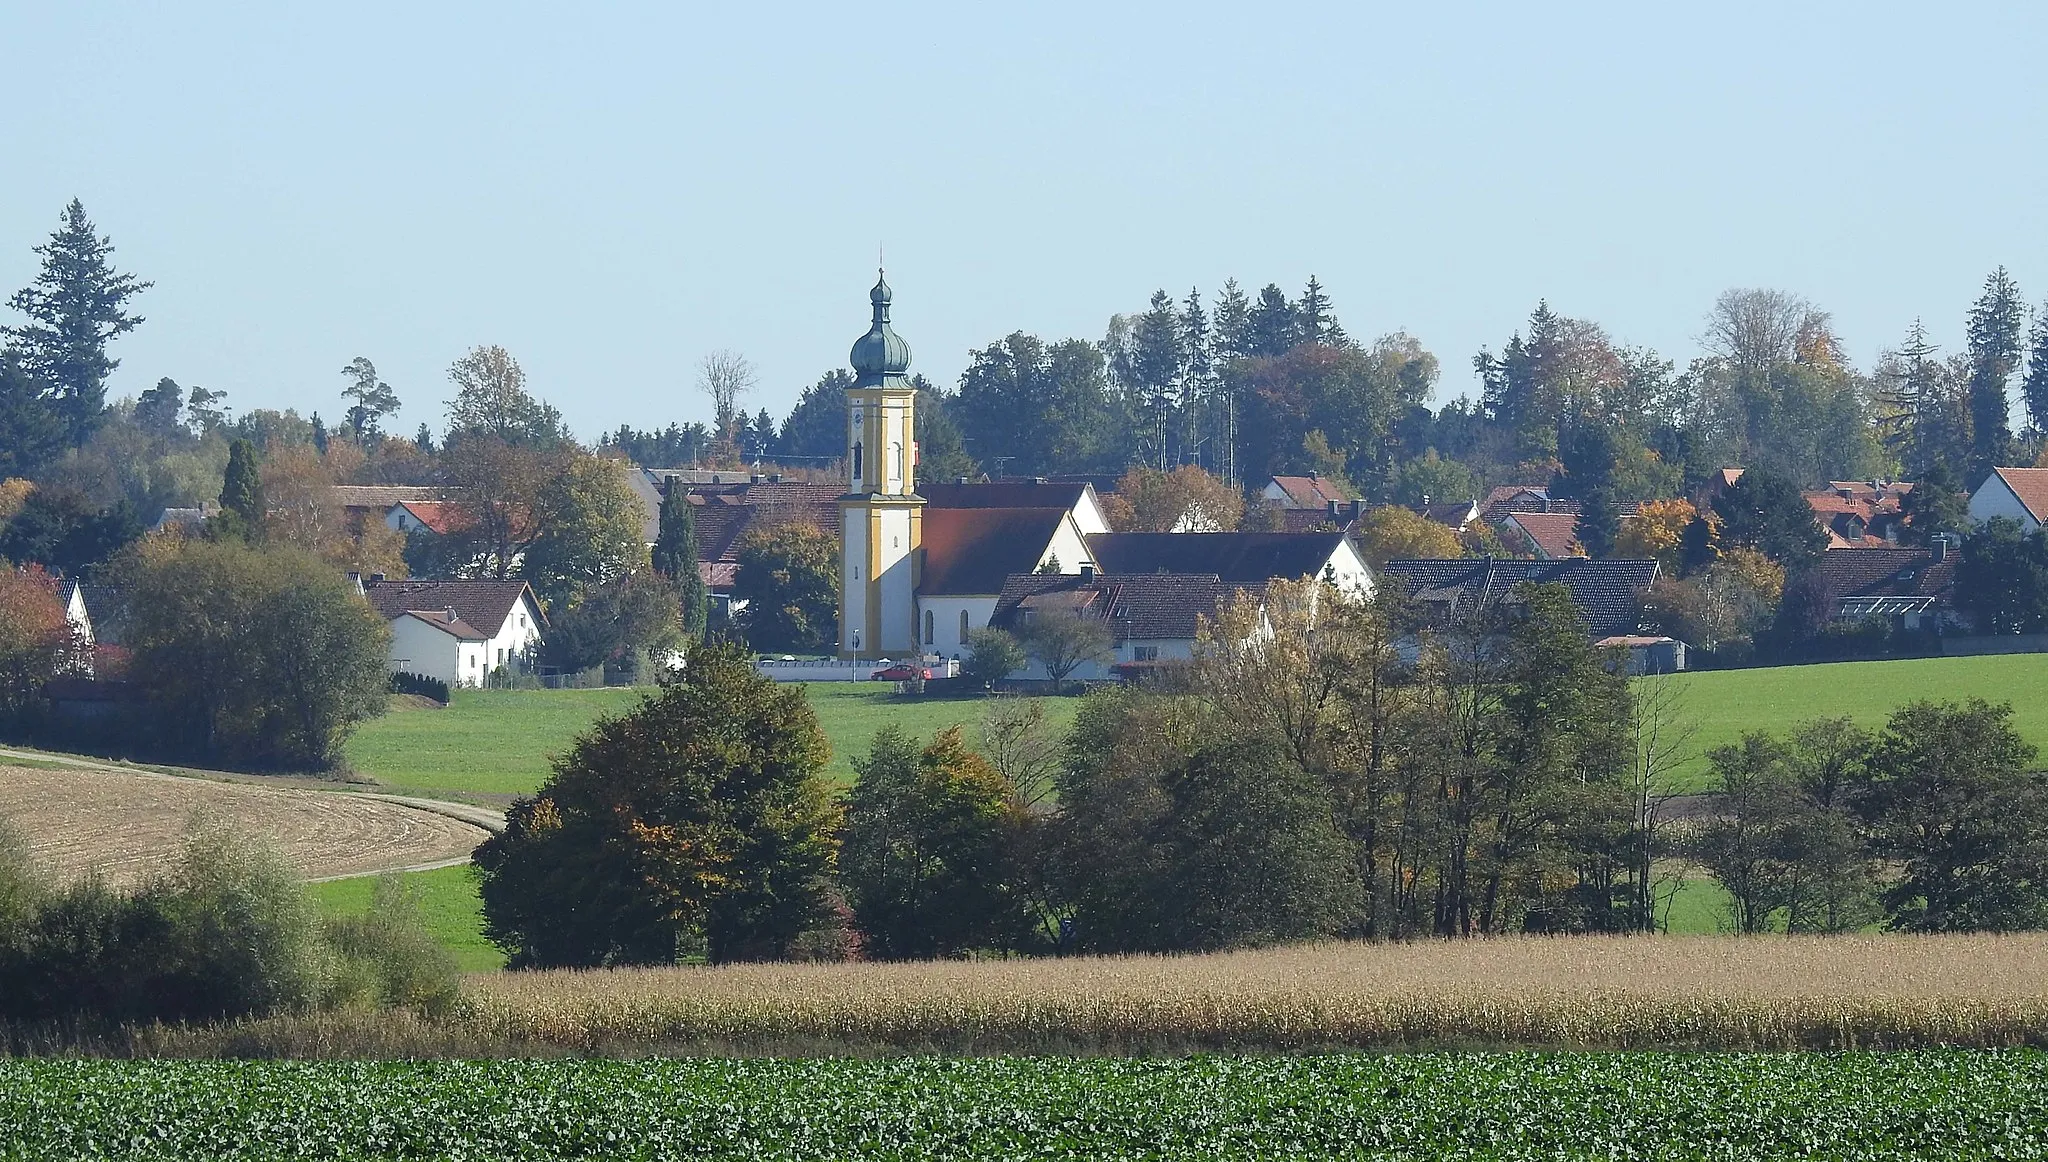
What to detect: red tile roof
<box><xmin>399</xmin><ymin>609</ymin><xmax>487</xmax><ymax>641</ymax></box>
<box><xmin>393</xmin><ymin>500</ymin><xmax>473</xmax><ymax>536</ymax></box>
<box><xmin>1989</xmin><ymin>467</ymin><xmax>2048</xmax><ymax>523</ymax></box>
<box><xmin>1265</xmin><ymin>475</ymin><xmax>1345</xmax><ymax>510</ymax></box>
<box><xmin>1502</xmin><ymin>511</ymin><xmax>1582</xmax><ymax>559</ymax></box>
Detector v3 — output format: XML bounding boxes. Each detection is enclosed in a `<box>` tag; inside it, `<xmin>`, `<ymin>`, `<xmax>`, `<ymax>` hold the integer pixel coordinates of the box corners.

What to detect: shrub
<box><xmin>324</xmin><ymin>876</ymin><xmax>462</xmax><ymax>1015</ymax></box>
<box><xmin>390</xmin><ymin>671</ymin><xmax>451</xmax><ymax>704</ymax></box>
<box><xmin>0</xmin><ymin>822</ymin><xmax>455</xmax><ymax>1026</ymax></box>
<box><xmin>962</xmin><ymin>627</ymin><xmax>1026</xmax><ymax>689</ymax></box>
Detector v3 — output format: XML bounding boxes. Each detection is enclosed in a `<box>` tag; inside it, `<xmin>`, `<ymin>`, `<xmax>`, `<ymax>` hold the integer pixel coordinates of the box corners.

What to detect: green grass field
<box><xmin>345</xmin><ymin>683</ymin><xmax>1078</xmax><ymax>801</ymax></box>
<box><xmin>305</xmin><ymin>865</ymin><xmax>505</xmax><ymax>972</ymax></box>
<box><xmin>1658</xmin><ymin>653</ymin><xmax>2048</xmax><ymax>788</ymax></box>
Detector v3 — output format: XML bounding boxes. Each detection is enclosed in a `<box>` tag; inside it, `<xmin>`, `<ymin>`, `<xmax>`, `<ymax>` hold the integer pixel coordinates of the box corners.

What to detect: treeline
<box><xmin>1691</xmin><ymin>701</ymin><xmax>2048</xmax><ymax>933</ymax></box>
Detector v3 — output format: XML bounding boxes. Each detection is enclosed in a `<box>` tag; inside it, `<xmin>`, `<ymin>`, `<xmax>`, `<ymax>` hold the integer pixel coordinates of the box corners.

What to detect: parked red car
<box><xmin>871</xmin><ymin>663</ymin><xmax>932</xmax><ymax>682</ymax></box>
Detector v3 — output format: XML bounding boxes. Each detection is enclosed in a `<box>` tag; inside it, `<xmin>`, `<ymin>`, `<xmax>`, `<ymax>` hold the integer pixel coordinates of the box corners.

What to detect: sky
<box><xmin>3</xmin><ymin>2</ymin><xmax>2044</xmax><ymax>445</ymax></box>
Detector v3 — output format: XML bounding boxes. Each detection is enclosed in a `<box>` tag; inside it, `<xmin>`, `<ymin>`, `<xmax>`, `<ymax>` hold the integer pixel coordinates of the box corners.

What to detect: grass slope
<box><xmin>306</xmin><ymin>865</ymin><xmax>505</xmax><ymax>973</ymax></box>
<box><xmin>1659</xmin><ymin>654</ymin><xmax>2048</xmax><ymax>788</ymax></box>
<box><xmin>345</xmin><ymin>683</ymin><xmax>1077</xmax><ymax>800</ymax></box>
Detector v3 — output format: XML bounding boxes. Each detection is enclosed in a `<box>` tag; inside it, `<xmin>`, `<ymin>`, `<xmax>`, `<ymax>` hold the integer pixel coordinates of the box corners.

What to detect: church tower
<box><xmin>838</xmin><ymin>272</ymin><xmax>923</xmax><ymax>660</ymax></box>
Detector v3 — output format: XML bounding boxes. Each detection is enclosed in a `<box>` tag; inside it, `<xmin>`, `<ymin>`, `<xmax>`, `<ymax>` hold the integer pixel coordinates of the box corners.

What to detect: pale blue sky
<box><xmin>3</xmin><ymin>2</ymin><xmax>2043</xmax><ymax>441</ymax></box>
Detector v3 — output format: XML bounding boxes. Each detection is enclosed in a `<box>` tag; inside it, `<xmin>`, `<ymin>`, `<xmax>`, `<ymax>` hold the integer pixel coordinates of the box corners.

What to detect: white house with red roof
<box><xmin>358</xmin><ymin>577</ymin><xmax>547</xmax><ymax>687</ymax></box>
<box><xmin>1970</xmin><ymin>466</ymin><xmax>2048</xmax><ymax>535</ymax></box>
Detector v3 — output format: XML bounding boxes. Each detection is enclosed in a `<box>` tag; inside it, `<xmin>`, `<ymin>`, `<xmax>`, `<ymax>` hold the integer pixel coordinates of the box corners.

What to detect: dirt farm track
<box><xmin>0</xmin><ymin>761</ymin><xmax>494</xmax><ymax>887</ymax></box>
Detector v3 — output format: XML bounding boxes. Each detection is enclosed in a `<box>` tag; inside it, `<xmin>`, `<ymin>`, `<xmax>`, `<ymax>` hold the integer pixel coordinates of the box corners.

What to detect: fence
<box><xmin>752</xmin><ymin>657</ymin><xmax>962</xmax><ymax>683</ymax></box>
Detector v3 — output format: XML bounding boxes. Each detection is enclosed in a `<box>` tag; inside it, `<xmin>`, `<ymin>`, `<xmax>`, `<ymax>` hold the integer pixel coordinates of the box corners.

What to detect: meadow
<box><xmin>343</xmin><ymin>682</ymin><xmax>1078</xmax><ymax>801</ymax></box>
<box><xmin>1656</xmin><ymin>652</ymin><xmax>2048</xmax><ymax>788</ymax></box>
<box><xmin>342</xmin><ymin>656</ymin><xmax>2048</xmax><ymax>803</ymax></box>
<box><xmin>5</xmin><ymin>1052</ymin><xmax>2045</xmax><ymax>1160</ymax></box>
<box><xmin>306</xmin><ymin>865</ymin><xmax>504</xmax><ymax>973</ymax></box>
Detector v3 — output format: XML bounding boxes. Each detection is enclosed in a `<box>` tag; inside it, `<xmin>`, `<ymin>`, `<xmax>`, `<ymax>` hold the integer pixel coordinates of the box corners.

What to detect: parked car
<box><xmin>871</xmin><ymin>663</ymin><xmax>932</xmax><ymax>682</ymax></box>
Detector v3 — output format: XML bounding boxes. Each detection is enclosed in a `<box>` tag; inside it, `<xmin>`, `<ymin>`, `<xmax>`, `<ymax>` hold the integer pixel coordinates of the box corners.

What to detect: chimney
<box><xmin>1032</xmin><ymin>476</ymin><xmax>1048</xmax><ymax>485</ymax></box>
<box><xmin>347</xmin><ymin>571</ymin><xmax>361</xmax><ymax>585</ymax></box>
<box><xmin>956</xmin><ymin>475</ymin><xmax>970</xmax><ymax>486</ymax></box>
<box><xmin>1931</xmin><ymin>534</ymin><xmax>1954</xmax><ymax>563</ymax></box>
<box><xmin>1350</xmin><ymin>499</ymin><xmax>1365</xmax><ymax>521</ymax></box>
<box><xmin>769</xmin><ymin>473</ymin><xmax>783</xmax><ymax>483</ymax></box>
<box><xmin>1307</xmin><ymin>470</ymin><xmax>1319</xmax><ymax>481</ymax></box>
<box><xmin>445</xmin><ymin>607</ymin><xmax>457</xmax><ymax>624</ymax></box>
<box><xmin>1542</xmin><ymin>497</ymin><xmax>1554</xmax><ymax>513</ymax></box>
<box><xmin>1079</xmin><ymin>564</ymin><xmax>1096</xmax><ymax>582</ymax></box>
<box><xmin>1328</xmin><ymin>499</ymin><xmax>1343</xmax><ymax>519</ymax></box>
<box><xmin>750</xmin><ymin>473</ymin><xmax>763</xmax><ymax>484</ymax></box>
<box><xmin>369</xmin><ymin>573</ymin><xmax>386</xmax><ymax>583</ymax></box>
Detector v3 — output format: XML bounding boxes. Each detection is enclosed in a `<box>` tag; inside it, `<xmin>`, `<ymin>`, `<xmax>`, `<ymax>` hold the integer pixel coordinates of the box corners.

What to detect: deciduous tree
<box><xmin>474</xmin><ymin>643</ymin><xmax>838</xmax><ymax>965</ymax></box>
<box><xmin>732</xmin><ymin>521</ymin><xmax>838</xmax><ymax>653</ymax></box>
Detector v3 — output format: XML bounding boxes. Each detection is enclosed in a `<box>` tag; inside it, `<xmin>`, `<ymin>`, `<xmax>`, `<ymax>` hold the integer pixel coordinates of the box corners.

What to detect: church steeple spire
<box><xmin>849</xmin><ymin>269</ymin><xmax>913</xmax><ymax>387</ymax></box>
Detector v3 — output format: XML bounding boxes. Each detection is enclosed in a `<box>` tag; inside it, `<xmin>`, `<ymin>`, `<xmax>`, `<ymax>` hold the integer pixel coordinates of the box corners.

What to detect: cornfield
<box><xmin>452</xmin><ymin>933</ymin><xmax>2048</xmax><ymax>1054</ymax></box>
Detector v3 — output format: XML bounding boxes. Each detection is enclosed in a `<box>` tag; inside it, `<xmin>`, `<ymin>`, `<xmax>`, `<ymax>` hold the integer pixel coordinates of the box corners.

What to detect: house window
<box><xmin>1133</xmin><ymin>645</ymin><xmax>1159</xmax><ymax>662</ymax></box>
<box><xmin>959</xmin><ymin>610</ymin><xmax>970</xmax><ymax>642</ymax></box>
<box><xmin>923</xmin><ymin>610</ymin><xmax>934</xmax><ymax>644</ymax></box>
<box><xmin>497</xmin><ymin>648</ymin><xmax>506</xmax><ymax>666</ymax></box>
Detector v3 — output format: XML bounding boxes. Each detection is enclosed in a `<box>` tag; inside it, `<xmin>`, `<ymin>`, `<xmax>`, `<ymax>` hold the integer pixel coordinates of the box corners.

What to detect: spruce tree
<box><xmin>1246</xmin><ymin>284</ymin><xmax>1296</xmax><ymax>357</ymax></box>
<box><xmin>1296</xmin><ymin>276</ymin><xmax>1347</xmax><ymax>347</ymax></box>
<box><xmin>3</xmin><ymin>200</ymin><xmax>152</xmax><ymax>445</ymax></box>
<box><xmin>1212</xmin><ymin>278</ymin><xmax>1253</xmax><ymax>361</ymax></box>
<box><xmin>651</xmin><ymin>479</ymin><xmax>708</xmax><ymax>639</ymax></box>
<box><xmin>215</xmin><ymin>438</ymin><xmax>265</xmax><ymax>543</ymax></box>
<box><xmin>1966</xmin><ymin>267</ymin><xmax>2025</xmax><ymax>480</ymax></box>
<box><xmin>2022</xmin><ymin>307</ymin><xmax>2048</xmax><ymax>440</ymax></box>
<box><xmin>0</xmin><ymin>355</ymin><xmax>65</xmax><ymax>478</ymax></box>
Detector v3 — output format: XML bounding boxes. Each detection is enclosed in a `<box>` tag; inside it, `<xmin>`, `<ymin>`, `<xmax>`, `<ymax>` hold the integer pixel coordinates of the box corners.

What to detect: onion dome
<box><xmin>849</xmin><ymin>270</ymin><xmax>912</xmax><ymax>387</ymax></box>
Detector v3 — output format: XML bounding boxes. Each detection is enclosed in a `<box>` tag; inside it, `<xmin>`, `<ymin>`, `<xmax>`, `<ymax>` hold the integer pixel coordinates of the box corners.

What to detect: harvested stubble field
<box><xmin>0</xmin><ymin>765</ymin><xmax>490</xmax><ymax>887</ymax></box>
<box><xmin>446</xmin><ymin>933</ymin><xmax>2048</xmax><ymax>1054</ymax></box>
<box><xmin>5</xmin><ymin>1052</ymin><xmax>2046</xmax><ymax>1160</ymax></box>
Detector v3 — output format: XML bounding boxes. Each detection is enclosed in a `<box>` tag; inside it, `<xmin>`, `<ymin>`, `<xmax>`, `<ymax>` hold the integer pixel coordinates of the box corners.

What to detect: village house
<box><xmin>1805</xmin><ymin>539</ymin><xmax>1965</xmax><ymax>634</ymax></box>
<box><xmin>1376</xmin><ymin>557</ymin><xmax>1670</xmax><ymax>665</ymax></box>
<box><xmin>1968</xmin><ymin>466</ymin><xmax>2048</xmax><ymax>535</ymax></box>
<box><xmin>357</xmin><ymin>576</ymin><xmax>547</xmax><ymax>688</ymax></box>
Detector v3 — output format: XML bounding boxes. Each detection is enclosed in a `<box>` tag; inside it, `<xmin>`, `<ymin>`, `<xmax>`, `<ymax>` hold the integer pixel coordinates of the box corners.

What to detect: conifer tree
<box><xmin>2025</xmin><ymin>308</ymin><xmax>2048</xmax><ymax>439</ymax></box>
<box><xmin>1212</xmin><ymin>278</ymin><xmax>1253</xmax><ymax>361</ymax></box>
<box><xmin>340</xmin><ymin>356</ymin><xmax>400</xmax><ymax>443</ymax></box>
<box><xmin>0</xmin><ymin>355</ymin><xmax>64</xmax><ymax>478</ymax></box>
<box><xmin>3</xmin><ymin>200</ymin><xmax>152</xmax><ymax>445</ymax></box>
<box><xmin>651</xmin><ymin>479</ymin><xmax>708</xmax><ymax>639</ymax></box>
<box><xmin>1296</xmin><ymin>276</ymin><xmax>1347</xmax><ymax>347</ymax></box>
<box><xmin>1966</xmin><ymin>267</ymin><xmax>2025</xmax><ymax>480</ymax></box>
<box><xmin>1246</xmin><ymin>284</ymin><xmax>1296</xmax><ymax>357</ymax></box>
<box><xmin>214</xmin><ymin>438</ymin><xmax>265</xmax><ymax>543</ymax></box>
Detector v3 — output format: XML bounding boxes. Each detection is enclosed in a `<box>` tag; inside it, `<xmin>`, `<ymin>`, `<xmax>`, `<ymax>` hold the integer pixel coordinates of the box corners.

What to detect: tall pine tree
<box><xmin>1212</xmin><ymin>279</ymin><xmax>1253</xmax><ymax>361</ymax></box>
<box><xmin>651</xmin><ymin>478</ymin><xmax>708</xmax><ymax>640</ymax></box>
<box><xmin>1296</xmin><ymin>276</ymin><xmax>1347</xmax><ymax>347</ymax></box>
<box><xmin>1966</xmin><ymin>267</ymin><xmax>2025</xmax><ymax>481</ymax></box>
<box><xmin>2024</xmin><ymin>307</ymin><xmax>2048</xmax><ymax>442</ymax></box>
<box><xmin>3</xmin><ymin>200</ymin><xmax>152</xmax><ymax>446</ymax></box>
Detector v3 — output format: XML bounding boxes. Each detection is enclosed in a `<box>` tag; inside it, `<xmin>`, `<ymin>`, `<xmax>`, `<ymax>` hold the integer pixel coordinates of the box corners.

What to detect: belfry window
<box><xmin>851</xmin><ymin>442</ymin><xmax>863</xmax><ymax>480</ymax></box>
<box><xmin>923</xmin><ymin>610</ymin><xmax>934</xmax><ymax>644</ymax></box>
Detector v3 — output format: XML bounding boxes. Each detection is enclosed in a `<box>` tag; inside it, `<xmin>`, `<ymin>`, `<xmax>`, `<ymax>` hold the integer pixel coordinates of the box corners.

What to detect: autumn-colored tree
<box><xmin>1613</xmin><ymin>498</ymin><xmax>1696</xmax><ymax>569</ymax></box>
<box><xmin>474</xmin><ymin>642</ymin><xmax>839</xmax><ymax>966</ymax></box>
<box><xmin>841</xmin><ymin>725</ymin><xmax>1031</xmax><ymax>958</ymax></box>
<box><xmin>0</xmin><ymin>563</ymin><xmax>72</xmax><ymax>719</ymax></box>
<box><xmin>257</xmin><ymin>444</ymin><xmax>407</xmax><ymax>577</ymax></box>
<box><xmin>1100</xmin><ymin>464</ymin><xmax>1243</xmax><ymax>531</ymax></box>
<box><xmin>1354</xmin><ymin>504</ymin><xmax>1462</xmax><ymax>569</ymax></box>
<box><xmin>0</xmin><ymin>479</ymin><xmax>34</xmax><ymax>525</ymax></box>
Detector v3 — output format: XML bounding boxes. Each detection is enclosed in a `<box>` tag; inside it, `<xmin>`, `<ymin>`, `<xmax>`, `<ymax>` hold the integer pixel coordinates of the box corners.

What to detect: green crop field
<box><xmin>344</xmin><ymin>683</ymin><xmax>1077</xmax><ymax>801</ymax></box>
<box><xmin>1658</xmin><ymin>653</ymin><xmax>2048</xmax><ymax>788</ymax></box>
<box><xmin>4</xmin><ymin>1053</ymin><xmax>2045</xmax><ymax>1159</ymax></box>
<box><xmin>305</xmin><ymin>865</ymin><xmax>504</xmax><ymax>972</ymax></box>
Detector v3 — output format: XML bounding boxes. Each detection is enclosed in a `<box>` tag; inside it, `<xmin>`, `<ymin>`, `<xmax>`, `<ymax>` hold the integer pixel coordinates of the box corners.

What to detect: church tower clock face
<box><xmin>838</xmin><ymin>271</ymin><xmax>925</xmax><ymax>659</ymax></box>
